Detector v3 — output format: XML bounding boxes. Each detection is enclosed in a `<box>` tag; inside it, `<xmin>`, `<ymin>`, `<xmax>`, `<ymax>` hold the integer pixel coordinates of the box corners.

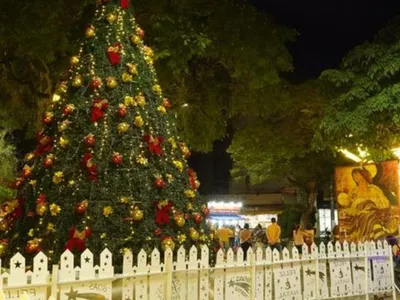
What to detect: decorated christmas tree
<box><xmin>1</xmin><ymin>0</ymin><xmax>210</xmax><ymax>263</ymax></box>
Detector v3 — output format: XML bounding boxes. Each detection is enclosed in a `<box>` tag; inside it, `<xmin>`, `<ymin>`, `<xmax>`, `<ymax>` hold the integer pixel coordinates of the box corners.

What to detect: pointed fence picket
<box><xmin>0</xmin><ymin>241</ymin><xmax>397</xmax><ymax>299</ymax></box>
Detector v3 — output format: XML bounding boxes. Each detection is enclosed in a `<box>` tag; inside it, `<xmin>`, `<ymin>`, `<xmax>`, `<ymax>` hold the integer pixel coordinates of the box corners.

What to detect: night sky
<box><xmin>194</xmin><ymin>0</ymin><xmax>400</xmax><ymax>194</ymax></box>
<box><xmin>253</xmin><ymin>0</ymin><xmax>400</xmax><ymax>82</ymax></box>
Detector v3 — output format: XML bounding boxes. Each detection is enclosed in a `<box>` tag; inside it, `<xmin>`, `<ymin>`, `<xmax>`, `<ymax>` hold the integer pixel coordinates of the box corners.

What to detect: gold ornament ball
<box><xmin>24</xmin><ymin>152</ymin><xmax>35</xmax><ymax>162</ymax></box>
<box><xmin>70</xmin><ymin>56</ymin><xmax>80</xmax><ymax>66</ymax></box>
<box><xmin>106</xmin><ymin>77</ymin><xmax>118</xmax><ymax>88</ymax></box>
<box><xmin>106</xmin><ymin>13</ymin><xmax>117</xmax><ymax>24</ymax></box>
<box><xmin>0</xmin><ymin>241</ymin><xmax>8</xmax><ymax>256</ymax></box>
<box><xmin>0</xmin><ymin>219</ymin><xmax>8</xmax><ymax>232</ymax></box>
<box><xmin>134</xmin><ymin>115</ymin><xmax>144</xmax><ymax>127</ymax></box>
<box><xmin>189</xmin><ymin>229</ymin><xmax>199</xmax><ymax>241</ymax></box>
<box><xmin>72</xmin><ymin>75</ymin><xmax>83</xmax><ymax>88</ymax></box>
<box><xmin>162</xmin><ymin>238</ymin><xmax>175</xmax><ymax>252</ymax></box>
<box><xmin>130</xmin><ymin>35</ymin><xmax>141</xmax><ymax>45</ymax></box>
<box><xmin>131</xmin><ymin>209</ymin><xmax>144</xmax><ymax>221</ymax></box>
<box><xmin>174</xmin><ymin>215</ymin><xmax>185</xmax><ymax>227</ymax></box>
<box><xmin>36</xmin><ymin>203</ymin><xmax>48</xmax><ymax>216</ymax></box>
<box><xmin>85</xmin><ymin>26</ymin><xmax>96</xmax><ymax>38</ymax></box>
<box><xmin>117</xmin><ymin>122</ymin><xmax>130</xmax><ymax>133</ymax></box>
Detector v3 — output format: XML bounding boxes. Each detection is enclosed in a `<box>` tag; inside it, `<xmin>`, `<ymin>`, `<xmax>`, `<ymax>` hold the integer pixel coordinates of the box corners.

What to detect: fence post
<box><xmin>164</xmin><ymin>249</ymin><xmax>173</xmax><ymax>300</ymax></box>
<box><xmin>314</xmin><ymin>245</ymin><xmax>320</xmax><ymax>300</ymax></box>
<box><xmin>50</xmin><ymin>264</ymin><xmax>58</xmax><ymax>299</ymax></box>
<box><xmin>388</xmin><ymin>245</ymin><xmax>396</xmax><ymax>300</ymax></box>
<box><xmin>250</xmin><ymin>248</ymin><xmax>256</xmax><ymax>299</ymax></box>
<box><xmin>364</xmin><ymin>244</ymin><xmax>369</xmax><ymax>300</ymax></box>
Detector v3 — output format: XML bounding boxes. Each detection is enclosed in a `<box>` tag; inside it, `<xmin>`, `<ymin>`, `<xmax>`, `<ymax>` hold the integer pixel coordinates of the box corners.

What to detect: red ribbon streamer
<box><xmin>120</xmin><ymin>0</ymin><xmax>129</xmax><ymax>9</ymax></box>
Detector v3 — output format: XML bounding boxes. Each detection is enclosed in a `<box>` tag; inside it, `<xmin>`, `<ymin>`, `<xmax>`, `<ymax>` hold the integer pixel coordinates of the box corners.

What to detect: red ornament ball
<box><xmin>154</xmin><ymin>177</ymin><xmax>165</xmax><ymax>189</ymax></box>
<box><xmin>193</xmin><ymin>213</ymin><xmax>202</xmax><ymax>224</ymax></box>
<box><xmin>162</xmin><ymin>98</ymin><xmax>171</xmax><ymax>109</ymax></box>
<box><xmin>42</xmin><ymin>112</ymin><xmax>54</xmax><ymax>125</ymax></box>
<box><xmin>62</xmin><ymin>104</ymin><xmax>76</xmax><ymax>116</ymax></box>
<box><xmin>112</xmin><ymin>152</ymin><xmax>123</xmax><ymax>165</ymax></box>
<box><xmin>117</xmin><ymin>104</ymin><xmax>128</xmax><ymax>117</ymax></box>
<box><xmin>75</xmin><ymin>200</ymin><xmax>88</xmax><ymax>215</ymax></box>
<box><xmin>84</xmin><ymin>134</ymin><xmax>96</xmax><ymax>147</ymax></box>
<box><xmin>155</xmin><ymin>228</ymin><xmax>161</xmax><ymax>235</ymax></box>
<box><xmin>42</xmin><ymin>156</ymin><xmax>54</xmax><ymax>168</ymax></box>
<box><xmin>136</xmin><ymin>27</ymin><xmax>145</xmax><ymax>38</ymax></box>
<box><xmin>91</xmin><ymin>76</ymin><xmax>103</xmax><ymax>89</ymax></box>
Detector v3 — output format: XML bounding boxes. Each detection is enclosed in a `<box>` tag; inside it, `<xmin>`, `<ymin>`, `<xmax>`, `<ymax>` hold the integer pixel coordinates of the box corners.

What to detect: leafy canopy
<box><xmin>317</xmin><ymin>16</ymin><xmax>400</xmax><ymax>161</ymax></box>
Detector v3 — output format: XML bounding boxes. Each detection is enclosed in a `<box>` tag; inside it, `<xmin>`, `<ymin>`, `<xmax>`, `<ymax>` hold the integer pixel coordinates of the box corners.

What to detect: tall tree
<box><xmin>0</xmin><ymin>0</ymin><xmax>295</xmax><ymax>153</ymax></box>
<box><xmin>3</xmin><ymin>0</ymin><xmax>208</xmax><ymax>262</ymax></box>
<box><xmin>317</xmin><ymin>16</ymin><xmax>400</xmax><ymax>160</ymax></box>
<box><xmin>228</xmin><ymin>81</ymin><xmax>335</xmax><ymax>226</ymax></box>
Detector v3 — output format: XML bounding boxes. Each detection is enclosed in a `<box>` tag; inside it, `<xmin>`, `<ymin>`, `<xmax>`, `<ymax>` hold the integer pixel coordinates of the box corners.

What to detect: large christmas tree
<box><xmin>1</xmin><ymin>0</ymin><xmax>209</xmax><ymax>263</ymax></box>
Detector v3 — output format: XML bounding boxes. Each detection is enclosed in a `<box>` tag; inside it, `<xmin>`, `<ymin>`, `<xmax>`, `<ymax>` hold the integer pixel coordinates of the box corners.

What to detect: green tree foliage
<box><xmin>318</xmin><ymin>16</ymin><xmax>400</xmax><ymax>159</ymax></box>
<box><xmin>0</xmin><ymin>131</ymin><xmax>17</xmax><ymax>200</ymax></box>
<box><xmin>0</xmin><ymin>0</ymin><xmax>295</xmax><ymax>153</ymax></box>
<box><xmin>228</xmin><ymin>81</ymin><xmax>335</xmax><ymax>225</ymax></box>
<box><xmin>3</xmin><ymin>0</ymin><xmax>208</xmax><ymax>262</ymax></box>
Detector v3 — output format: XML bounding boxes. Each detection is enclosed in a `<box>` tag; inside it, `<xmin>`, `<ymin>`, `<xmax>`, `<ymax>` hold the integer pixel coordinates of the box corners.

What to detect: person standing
<box><xmin>293</xmin><ymin>224</ymin><xmax>305</xmax><ymax>254</ymax></box>
<box><xmin>240</xmin><ymin>223</ymin><xmax>252</xmax><ymax>260</ymax></box>
<box><xmin>218</xmin><ymin>226</ymin><xmax>232</xmax><ymax>251</ymax></box>
<box><xmin>266</xmin><ymin>218</ymin><xmax>281</xmax><ymax>251</ymax></box>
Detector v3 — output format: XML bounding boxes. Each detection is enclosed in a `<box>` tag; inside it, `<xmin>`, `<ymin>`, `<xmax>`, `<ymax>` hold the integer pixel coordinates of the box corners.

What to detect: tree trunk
<box><xmin>300</xmin><ymin>180</ymin><xmax>317</xmax><ymax>229</ymax></box>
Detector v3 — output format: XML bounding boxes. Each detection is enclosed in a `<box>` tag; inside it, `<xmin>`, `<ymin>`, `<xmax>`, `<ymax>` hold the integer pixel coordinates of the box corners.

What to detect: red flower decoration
<box><xmin>91</xmin><ymin>99</ymin><xmax>109</xmax><ymax>122</ymax></box>
<box><xmin>34</xmin><ymin>131</ymin><xmax>53</xmax><ymax>156</ymax></box>
<box><xmin>106</xmin><ymin>43</ymin><xmax>122</xmax><ymax>65</ymax></box>
<box><xmin>120</xmin><ymin>0</ymin><xmax>129</xmax><ymax>9</ymax></box>
<box><xmin>80</xmin><ymin>153</ymin><xmax>98</xmax><ymax>181</ymax></box>
<box><xmin>155</xmin><ymin>200</ymin><xmax>173</xmax><ymax>225</ymax></box>
<box><xmin>143</xmin><ymin>135</ymin><xmax>163</xmax><ymax>156</ymax></box>
<box><xmin>65</xmin><ymin>227</ymin><xmax>91</xmax><ymax>252</ymax></box>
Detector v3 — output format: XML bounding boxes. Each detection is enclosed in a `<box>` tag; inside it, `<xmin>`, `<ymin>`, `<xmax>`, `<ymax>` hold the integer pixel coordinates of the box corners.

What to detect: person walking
<box><xmin>266</xmin><ymin>218</ymin><xmax>281</xmax><ymax>251</ymax></box>
<box><xmin>240</xmin><ymin>223</ymin><xmax>252</xmax><ymax>260</ymax></box>
<box><xmin>293</xmin><ymin>224</ymin><xmax>305</xmax><ymax>255</ymax></box>
<box><xmin>234</xmin><ymin>225</ymin><xmax>241</xmax><ymax>247</ymax></box>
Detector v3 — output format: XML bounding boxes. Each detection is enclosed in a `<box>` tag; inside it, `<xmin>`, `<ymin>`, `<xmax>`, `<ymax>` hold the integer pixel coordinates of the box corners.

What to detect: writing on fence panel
<box><xmin>273</xmin><ymin>247</ymin><xmax>302</xmax><ymax>300</ymax></box>
<box><xmin>224</xmin><ymin>247</ymin><xmax>251</xmax><ymax>299</ymax></box>
<box><xmin>351</xmin><ymin>242</ymin><xmax>366</xmax><ymax>295</ymax></box>
<box><xmin>59</xmin><ymin>249</ymin><xmax>112</xmax><ymax>300</ymax></box>
<box><xmin>371</xmin><ymin>241</ymin><xmax>391</xmax><ymax>293</ymax></box>
<box><xmin>328</xmin><ymin>241</ymin><xmax>353</xmax><ymax>297</ymax></box>
<box><xmin>2</xmin><ymin>252</ymin><xmax>48</xmax><ymax>300</ymax></box>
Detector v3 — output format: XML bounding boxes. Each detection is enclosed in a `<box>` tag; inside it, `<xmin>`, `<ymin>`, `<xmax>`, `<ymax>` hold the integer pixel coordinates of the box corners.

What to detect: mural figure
<box><xmin>336</xmin><ymin>162</ymin><xmax>400</xmax><ymax>242</ymax></box>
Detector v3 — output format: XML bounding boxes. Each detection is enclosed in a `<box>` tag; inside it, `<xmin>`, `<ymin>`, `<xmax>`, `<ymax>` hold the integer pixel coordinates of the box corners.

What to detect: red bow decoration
<box><xmin>106</xmin><ymin>43</ymin><xmax>122</xmax><ymax>65</ymax></box>
<box><xmin>36</xmin><ymin>194</ymin><xmax>47</xmax><ymax>205</ymax></box>
<box><xmin>143</xmin><ymin>135</ymin><xmax>164</xmax><ymax>156</ymax></box>
<box><xmin>188</xmin><ymin>168</ymin><xmax>197</xmax><ymax>190</ymax></box>
<box><xmin>34</xmin><ymin>130</ymin><xmax>53</xmax><ymax>156</ymax></box>
<box><xmin>155</xmin><ymin>200</ymin><xmax>173</xmax><ymax>225</ymax></box>
<box><xmin>80</xmin><ymin>153</ymin><xmax>98</xmax><ymax>181</ymax></box>
<box><xmin>1</xmin><ymin>198</ymin><xmax>24</xmax><ymax>223</ymax></box>
<box><xmin>91</xmin><ymin>99</ymin><xmax>109</xmax><ymax>122</ymax></box>
<box><xmin>120</xmin><ymin>0</ymin><xmax>129</xmax><ymax>9</ymax></box>
<box><xmin>65</xmin><ymin>227</ymin><xmax>92</xmax><ymax>252</ymax></box>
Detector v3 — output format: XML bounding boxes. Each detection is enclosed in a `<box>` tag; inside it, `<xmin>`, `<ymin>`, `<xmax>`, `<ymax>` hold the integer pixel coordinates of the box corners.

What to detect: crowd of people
<box><xmin>214</xmin><ymin>218</ymin><xmax>315</xmax><ymax>258</ymax></box>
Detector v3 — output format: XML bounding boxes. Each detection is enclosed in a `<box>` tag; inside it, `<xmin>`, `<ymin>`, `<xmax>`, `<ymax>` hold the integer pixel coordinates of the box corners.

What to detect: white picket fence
<box><xmin>0</xmin><ymin>241</ymin><xmax>396</xmax><ymax>299</ymax></box>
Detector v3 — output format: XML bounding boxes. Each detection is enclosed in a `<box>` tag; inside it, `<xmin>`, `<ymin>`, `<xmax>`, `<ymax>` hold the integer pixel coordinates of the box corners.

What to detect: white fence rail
<box><xmin>0</xmin><ymin>241</ymin><xmax>396</xmax><ymax>299</ymax></box>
